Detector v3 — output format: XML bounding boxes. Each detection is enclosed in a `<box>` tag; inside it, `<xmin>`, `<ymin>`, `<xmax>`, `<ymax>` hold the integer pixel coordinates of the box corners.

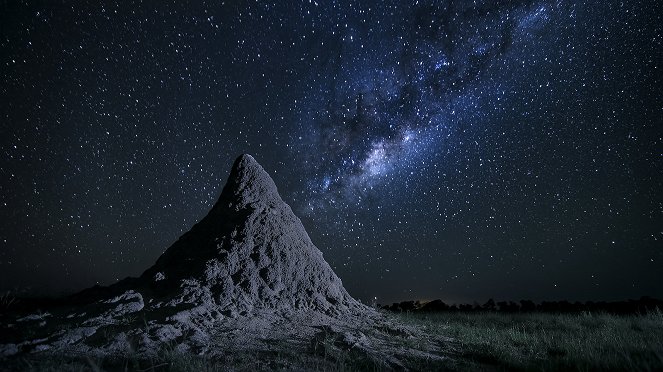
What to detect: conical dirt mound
<box><xmin>1</xmin><ymin>156</ymin><xmax>443</xmax><ymax>367</ymax></box>
<box><xmin>140</xmin><ymin>154</ymin><xmax>361</xmax><ymax>316</ymax></box>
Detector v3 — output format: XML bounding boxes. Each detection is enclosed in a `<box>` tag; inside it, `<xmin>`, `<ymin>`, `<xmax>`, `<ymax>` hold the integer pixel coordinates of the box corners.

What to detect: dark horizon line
<box><xmin>381</xmin><ymin>296</ymin><xmax>663</xmax><ymax>315</ymax></box>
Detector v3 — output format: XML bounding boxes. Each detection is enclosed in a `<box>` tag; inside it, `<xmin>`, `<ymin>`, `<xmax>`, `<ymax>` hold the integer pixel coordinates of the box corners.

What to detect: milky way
<box><xmin>295</xmin><ymin>1</ymin><xmax>558</xmax><ymax>210</ymax></box>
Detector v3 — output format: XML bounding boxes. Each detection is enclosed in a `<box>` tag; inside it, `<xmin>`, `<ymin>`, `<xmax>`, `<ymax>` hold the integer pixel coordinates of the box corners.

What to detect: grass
<box><xmin>395</xmin><ymin>310</ymin><xmax>663</xmax><ymax>371</ymax></box>
<box><xmin>3</xmin><ymin>311</ymin><xmax>662</xmax><ymax>371</ymax></box>
<box><xmin>0</xmin><ymin>291</ymin><xmax>17</xmax><ymax>313</ymax></box>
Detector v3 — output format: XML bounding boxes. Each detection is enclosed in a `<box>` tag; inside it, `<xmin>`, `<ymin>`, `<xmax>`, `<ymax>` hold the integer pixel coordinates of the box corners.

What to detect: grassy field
<box><xmin>396</xmin><ymin>310</ymin><xmax>663</xmax><ymax>371</ymax></box>
<box><xmin>4</xmin><ymin>311</ymin><xmax>663</xmax><ymax>371</ymax></box>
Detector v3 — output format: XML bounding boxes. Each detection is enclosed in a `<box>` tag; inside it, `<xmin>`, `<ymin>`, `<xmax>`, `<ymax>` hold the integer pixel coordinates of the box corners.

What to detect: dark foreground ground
<box><xmin>397</xmin><ymin>311</ymin><xmax>663</xmax><ymax>371</ymax></box>
<box><xmin>2</xmin><ymin>311</ymin><xmax>662</xmax><ymax>371</ymax></box>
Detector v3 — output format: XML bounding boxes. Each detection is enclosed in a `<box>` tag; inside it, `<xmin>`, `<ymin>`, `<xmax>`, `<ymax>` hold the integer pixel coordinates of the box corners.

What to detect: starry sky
<box><xmin>1</xmin><ymin>0</ymin><xmax>661</xmax><ymax>304</ymax></box>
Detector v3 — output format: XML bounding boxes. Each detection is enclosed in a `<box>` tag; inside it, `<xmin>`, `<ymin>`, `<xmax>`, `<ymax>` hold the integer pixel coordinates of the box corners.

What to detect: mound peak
<box><xmin>217</xmin><ymin>154</ymin><xmax>282</xmax><ymax>210</ymax></box>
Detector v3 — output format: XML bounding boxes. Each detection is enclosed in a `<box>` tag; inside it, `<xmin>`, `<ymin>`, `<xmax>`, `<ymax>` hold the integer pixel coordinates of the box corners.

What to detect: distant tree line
<box><xmin>381</xmin><ymin>296</ymin><xmax>663</xmax><ymax>315</ymax></box>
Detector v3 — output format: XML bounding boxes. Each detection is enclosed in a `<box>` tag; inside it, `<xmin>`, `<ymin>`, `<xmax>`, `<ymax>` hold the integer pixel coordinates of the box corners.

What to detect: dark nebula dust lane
<box><xmin>0</xmin><ymin>0</ymin><xmax>661</xmax><ymax>304</ymax></box>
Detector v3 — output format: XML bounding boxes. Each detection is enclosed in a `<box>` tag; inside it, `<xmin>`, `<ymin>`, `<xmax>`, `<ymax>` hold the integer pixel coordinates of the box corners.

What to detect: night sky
<box><xmin>1</xmin><ymin>0</ymin><xmax>661</xmax><ymax>305</ymax></box>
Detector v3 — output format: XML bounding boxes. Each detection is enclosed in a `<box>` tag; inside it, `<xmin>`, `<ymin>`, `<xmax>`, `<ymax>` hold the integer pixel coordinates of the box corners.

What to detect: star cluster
<box><xmin>1</xmin><ymin>0</ymin><xmax>661</xmax><ymax>304</ymax></box>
